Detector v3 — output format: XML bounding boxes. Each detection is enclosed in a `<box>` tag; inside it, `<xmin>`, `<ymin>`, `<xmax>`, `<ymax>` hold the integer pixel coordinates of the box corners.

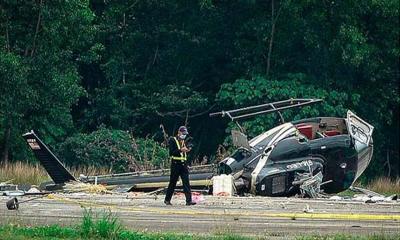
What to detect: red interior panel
<box><xmin>297</xmin><ymin>125</ymin><xmax>313</xmax><ymax>139</ymax></box>
<box><xmin>325</xmin><ymin>130</ymin><xmax>341</xmax><ymax>136</ymax></box>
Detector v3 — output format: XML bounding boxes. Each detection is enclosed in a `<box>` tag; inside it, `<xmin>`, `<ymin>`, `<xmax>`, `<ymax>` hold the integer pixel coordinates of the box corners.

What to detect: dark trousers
<box><xmin>165</xmin><ymin>160</ymin><xmax>192</xmax><ymax>203</ymax></box>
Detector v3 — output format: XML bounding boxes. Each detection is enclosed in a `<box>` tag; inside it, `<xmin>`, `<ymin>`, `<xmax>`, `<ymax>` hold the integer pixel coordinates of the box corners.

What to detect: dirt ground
<box><xmin>1</xmin><ymin>193</ymin><xmax>399</xmax><ymax>238</ymax></box>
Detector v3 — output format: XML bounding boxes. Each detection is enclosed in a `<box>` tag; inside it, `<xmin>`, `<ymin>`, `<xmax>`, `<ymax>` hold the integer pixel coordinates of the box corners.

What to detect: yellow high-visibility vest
<box><xmin>171</xmin><ymin>137</ymin><xmax>187</xmax><ymax>161</ymax></box>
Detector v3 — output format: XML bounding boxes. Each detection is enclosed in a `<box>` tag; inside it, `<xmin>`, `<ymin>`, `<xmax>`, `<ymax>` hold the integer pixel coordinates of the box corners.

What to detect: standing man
<box><xmin>164</xmin><ymin>126</ymin><xmax>196</xmax><ymax>206</ymax></box>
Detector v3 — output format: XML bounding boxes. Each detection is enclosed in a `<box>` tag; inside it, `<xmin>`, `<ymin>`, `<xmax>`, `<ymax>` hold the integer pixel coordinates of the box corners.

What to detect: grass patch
<box><xmin>0</xmin><ymin>161</ymin><xmax>111</xmax><ymax>185</ymax></box>
<box><xmin>0</xmin><ymin>162</ymin><xmax>49</xmax><ymax>185</ymax></box>
<box><xmin>366</xmin><ymin>177</ymin><xmax>400</xmax><ymax>195</ymax></box>
<box><xmin>296</xmin><ymin>234</ymin><xmax>400</xmax><ymax>240</ymax></box>
<box><xmin>0</xmin><ymin>225</ymin><xmax>80</xmax><ymax>240</ymax></box>
<box><xmin>337</xmin><ymin>177</ymin><xmax>400</xmax><ymax>197</ymax></box>
<box><xmin>0</xmin><ymin>210</ymin><xmax>253</xmax><ymax>240</ymax></box>
<box><xmin>0</xmin><ymin>211</ymin><xmax>398</xmax><ymax>240</ymax></box>
<box><xmin>80</xmin><ymin>209</ymin><xmax>122</xmax><ymax>239</ymax></box>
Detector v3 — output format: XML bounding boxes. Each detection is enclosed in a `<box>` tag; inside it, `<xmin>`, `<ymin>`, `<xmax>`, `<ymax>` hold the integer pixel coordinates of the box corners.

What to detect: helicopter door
<box><xmin>346</xmin><ymin>110</ymin><xmax>374</xmax><ymax>146</ymax></box>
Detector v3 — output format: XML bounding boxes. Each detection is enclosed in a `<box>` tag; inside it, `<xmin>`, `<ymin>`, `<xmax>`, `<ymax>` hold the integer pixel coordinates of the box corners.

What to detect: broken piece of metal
<box><xmin>349</xmin><ymin>186</ymin><xmax>384</xmax><ymax>198</ymax></box>
<box><xmin>299</xmin><ymin>172</ymin><xmax>323</xmax><ymax>198</ymax></box>
<box><xmin>6</xmin><ymin>194</ymin><xmax>50</xmax><ymax>210</ymax></box>
<box><xmin>0</xmin><ymin>182</ymin><xmax>18</xmax><ymax>192</ymax></box>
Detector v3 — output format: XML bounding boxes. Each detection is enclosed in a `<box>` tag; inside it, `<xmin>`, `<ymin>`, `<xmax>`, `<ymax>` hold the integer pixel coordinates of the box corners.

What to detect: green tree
<box><xmin>0</xmin><ymin>0</ymin><xmax>94</xmax><ymax>162</ymax></box>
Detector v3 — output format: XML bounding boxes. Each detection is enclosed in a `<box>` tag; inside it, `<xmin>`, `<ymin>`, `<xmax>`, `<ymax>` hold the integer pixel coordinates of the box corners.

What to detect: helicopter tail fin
<box><xmin>22</xmin><ymin>130</ymin><xmax>76</xmax><ymax>184</ymax></box>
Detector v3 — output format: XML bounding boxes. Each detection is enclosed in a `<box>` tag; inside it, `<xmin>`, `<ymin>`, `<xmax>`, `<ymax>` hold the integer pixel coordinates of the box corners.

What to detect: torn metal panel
<box><xmin>299</xmin><ymin>171</ymin><xmax>323</xmax><ymax>198</ymax></box>
<box><xmin>0</xmin><ymin>182</ymin><xmax>17</xmax><ymax>192</ymax></box>
<box><xmin>231</xmin><ymin>130</ymin><xmax>250</xmax><ymax>150</ymax></box>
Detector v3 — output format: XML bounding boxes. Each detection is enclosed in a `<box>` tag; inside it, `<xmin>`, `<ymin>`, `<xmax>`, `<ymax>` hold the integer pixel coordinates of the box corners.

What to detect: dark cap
<box><xmin>178</xmin><ymin>126</ymin><xmax>189</xmax><ymax>135</ymax></box>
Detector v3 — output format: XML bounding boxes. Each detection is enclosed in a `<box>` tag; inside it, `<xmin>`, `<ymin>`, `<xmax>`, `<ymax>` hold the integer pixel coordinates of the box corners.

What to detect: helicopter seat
<box><xmin>296</xmin><ymin>124</ymin><xmax>313</xmax><ymax>140</ymax></box>
<box><xmin>325</xmin><ymin>130</ymin><xmax>341</xmax><ymax>137</ymax></box>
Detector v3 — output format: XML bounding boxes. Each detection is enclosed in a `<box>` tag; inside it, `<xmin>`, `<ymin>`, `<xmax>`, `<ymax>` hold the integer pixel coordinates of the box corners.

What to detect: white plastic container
<box><xmin>212</xmin><ymin>174</ymin><xmax>234</xmax><ymax>196</ymax></box>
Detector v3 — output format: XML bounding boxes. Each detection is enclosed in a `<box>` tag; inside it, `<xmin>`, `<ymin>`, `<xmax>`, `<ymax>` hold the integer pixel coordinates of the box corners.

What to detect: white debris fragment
<box><xmin>353</xmin><ymin>194</ymin><xmax>371</xmax><ymax>202</ymax></box>
<box><xmin>303</xmin><ymin>204</ymin><xmax>314</xmax><ymax>213</ymax></box>
<box><xmin>351</xmin><ymin>194</ymin><xmax>397</xmax><ymax>203</ymax></box>
<box><xmin>386</xmin><ymin>194</ymin><xmax>398</xmax><ymax>201</ymax></box>
<box><xmin>329</xmin><ymin>196</ymin><xmax>342</xmax><ymax>201</ymax></box>
<box><xmin>27</xmin><ymin>187</ymin><xmax>41</xmax><ymax>193</ymax></box>
<box><xmin>370</xmin><ymin>196</ymin><xmax>386</xmax><ymax>202</ymax></box>
<box><xmin>3</xmin><ymin>190</ymin><xmax>25</xmax><ymax>196</ymax></box>
<box><xmin>192</xmin><ymin>193</ymin><xmax>204</xmax><ymax>204</ymax></box>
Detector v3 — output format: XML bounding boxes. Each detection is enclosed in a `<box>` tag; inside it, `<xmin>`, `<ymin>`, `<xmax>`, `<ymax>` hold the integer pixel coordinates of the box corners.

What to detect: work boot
<box><xmin>164</xmin><ymin>200</ymin><xmax>172</xmax><ymax>206</ymax></box>
<box><xmin>186</xmin><ymin>201</ymin><xmax>196</xmax><ymax>206</ymax></box>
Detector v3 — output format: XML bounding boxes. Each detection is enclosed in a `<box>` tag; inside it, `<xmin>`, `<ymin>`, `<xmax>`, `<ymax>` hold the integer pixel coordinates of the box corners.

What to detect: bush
<box><xmin>56</xmin><ymin>127</ymin><xmax>168</xmax><ymax>172</ymax></box>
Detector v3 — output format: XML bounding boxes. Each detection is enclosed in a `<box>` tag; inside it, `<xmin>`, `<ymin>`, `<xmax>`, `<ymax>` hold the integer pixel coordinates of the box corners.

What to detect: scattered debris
<box><xmin>329</xmin><ymin>196</ymin><xmax>342</xmax><ymax>201</ymax></box>
<box><xmin>327</xmin><ymin>193</ymin><xmax>399</xmax><ymax>203</ymax></box>
<box><xmin>387</xmin><ymin>194</ymin><xmax>398</xmax><ymax>201</ymax></box>
<box><xmin>6</xmin><ymin>194</ymin><xmax>51</xmax><ymax>210</ymax></box>
<box><xmin>0</xmin><ymin>180</ymin><xmax>18</xmax><ymax>192</ymax></box>
<box><xmin>27</xmin><ymin>187</ymin><xmax>41</xmax><ymax>194</ymax></box>
<box><xmin>298</xmin><ymin>172</ymin><xmax>323</xmax><ymax>198</ymax></box>
<box><xmin>144</xmin><ymin>188</ymin><xmax>165</xmax><ymax>196</ymax></box>
<box><xmin>1</xmin><ymin>180</ymin><xmax>51</xmax><ymax>197</ymax></box>
<box><xmin>215</xmin><ymin>192</ymin><xmax>231</xmax><ymax>197</ymax></box>
<box><xmin>347</xmin><ymin>186</ymin><xmax>398</xmax><ymax>203</ymax></box>
<box><xmin>6</xmin><ymin>197</ymin><xmax>19</xmax><ymax>210</ymax></box>
<box><xmin>63</xmin><ymin>181</ymin><xmax>110</xmax><ymax>194</ymax></box>
<box><xmin>349</xmin><ymin>186</ymin><xmax>384</xmax><ymax>197</ymax></box>
<box><xmin>2</xmin><ymin>190</ymin><xmax>25</xmax><ymax>196</ymax></box>
<box><xmin>303</xmin><ymin>204</ymin><xmax>314</xmax><ymax>213</ymax></box>
<box><xmin>192</xmin><ymin>192</ymin><xmax>205</xmax><ymax>204</ymax></box>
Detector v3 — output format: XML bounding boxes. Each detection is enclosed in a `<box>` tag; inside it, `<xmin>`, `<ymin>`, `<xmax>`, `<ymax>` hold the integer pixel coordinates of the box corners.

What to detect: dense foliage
<box><xmin>217</xmin><ymin>74</ymin><xmax>359</xmax><ymax>139</ymax></box>
<box><xmin>57</xmin><ymin>128</ymin><xmax>168</xmax><ymax>172</ymax></box>
<box><xmin>0</xmin><ymin>0</ymin><xmax>398</xmax><ymax>178</ymax></box>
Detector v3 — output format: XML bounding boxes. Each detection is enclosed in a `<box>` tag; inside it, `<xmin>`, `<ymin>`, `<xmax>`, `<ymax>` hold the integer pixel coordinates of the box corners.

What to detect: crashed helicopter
<box><xmin>22</xmin><ymin>98</ymin><xmax>374</xmax><ymax>197</ymax></box>
<box><xmin>210</xmin><ymin>98</ymin><xmax>374</xmax><ymax>197</ymax></box>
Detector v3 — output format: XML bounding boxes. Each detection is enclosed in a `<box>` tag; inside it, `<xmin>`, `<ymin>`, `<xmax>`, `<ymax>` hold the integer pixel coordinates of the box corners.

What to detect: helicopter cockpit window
<box><xmin>231</xmin><ymin>148</ymin><xmax>251</xmax><ymax>162</ymax></box>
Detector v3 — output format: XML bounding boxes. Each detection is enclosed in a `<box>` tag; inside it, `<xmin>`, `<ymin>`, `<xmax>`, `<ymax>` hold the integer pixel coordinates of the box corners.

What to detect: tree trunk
<box><xmin>5</xmin><ymin>18</ymin><xmax>10</xmax><ymax>52</ymax></box>
<box><xmin>1</xmin><ymin>119</ymin><xmax>11</xmax><ymax>164</ymax></box>
<box><xmin>266</xmin><ymin>0</ymin><xmax>286</xmax><ymax>76</ymax></box>
<box><xmin>31</xmin><ymin>0</ymin><xmax>43</xmax><ymax>57</ymax></box>
<box><xmin>266</xmin><ymin>0</ymin><xmax>275</xmax><ymax>76</ymax></box>
<box><xmin>386</xmin><ymin>149</ymin><xmax>391</xmax><ymax>177</ymax></box>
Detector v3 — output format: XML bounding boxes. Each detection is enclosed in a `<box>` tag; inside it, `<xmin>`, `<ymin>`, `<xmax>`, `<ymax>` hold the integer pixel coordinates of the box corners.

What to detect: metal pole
<box><xmin>209</xmin><ymin>99</ymin><xmax>322</xmax><ymax>120</ymax></box>
<box><xmin>231</xmin><ymin>99</ymin><xmax>322</xmax><ymax>121</ymax></box>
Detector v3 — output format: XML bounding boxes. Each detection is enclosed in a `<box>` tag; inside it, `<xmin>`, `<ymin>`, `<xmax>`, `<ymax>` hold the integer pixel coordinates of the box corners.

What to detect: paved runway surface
<box><xmin>1</xmin><ymin>193</ymin><xmax>399</xmax><ymax>238</ymax></box>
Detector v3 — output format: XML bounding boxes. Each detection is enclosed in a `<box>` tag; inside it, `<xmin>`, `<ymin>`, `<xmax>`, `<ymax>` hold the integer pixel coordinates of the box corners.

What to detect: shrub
<box><xmin>56</xmin><ymin>127</ymin><xmax>168</xmax><ymax>172</ymax></box>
